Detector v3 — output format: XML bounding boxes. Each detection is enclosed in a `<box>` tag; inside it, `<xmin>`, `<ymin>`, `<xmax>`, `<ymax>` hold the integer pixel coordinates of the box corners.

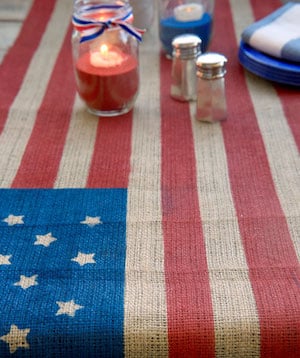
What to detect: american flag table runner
<box><xmin>0</xmin><ymin>0</ymin><xmax>299</xmax><ymax>357</ymax></box>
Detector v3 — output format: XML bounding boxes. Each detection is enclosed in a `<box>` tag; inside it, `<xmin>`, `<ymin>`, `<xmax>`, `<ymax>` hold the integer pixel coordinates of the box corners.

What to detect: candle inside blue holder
<box><xmin>159</xmin><ymin>13</ymin><xmax>213</xmax><ymax>57</ymax></box>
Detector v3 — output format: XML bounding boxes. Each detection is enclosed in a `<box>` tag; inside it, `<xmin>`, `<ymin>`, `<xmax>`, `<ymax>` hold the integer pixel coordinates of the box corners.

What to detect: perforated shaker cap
<box><xmin>196</xmin><ymin>52</ymin><xmax>228</xmax><ymax>79</ymax></box>
<box><xmin>172</xmin><ymin>34</ymin><xmax>202</xmax><ymax>60</ymax></box>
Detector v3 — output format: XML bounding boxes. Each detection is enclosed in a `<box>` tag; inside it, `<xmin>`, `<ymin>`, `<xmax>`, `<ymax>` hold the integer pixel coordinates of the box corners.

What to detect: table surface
<box><xmin>0</xmin><ymin>0</ymin><xmax>299</xmax><ymax>357</ymax></box>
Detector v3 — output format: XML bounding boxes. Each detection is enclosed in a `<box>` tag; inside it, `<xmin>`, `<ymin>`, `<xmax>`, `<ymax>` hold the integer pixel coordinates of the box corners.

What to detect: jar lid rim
<box><xmin>196</xmin><ymin>52</ymin><xmax>227</xmax><ymax>68</ymax></box>
<box><xmin>172</xmin><ymin>34</ymin><xmax>202</xmax><ymax>48</ymax></box>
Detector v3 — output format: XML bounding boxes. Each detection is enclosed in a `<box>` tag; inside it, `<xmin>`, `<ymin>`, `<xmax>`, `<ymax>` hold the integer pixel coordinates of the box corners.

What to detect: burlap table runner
<box><xmin>0</xmin><ymin>0</ymin><xmax>299</xmax><ymax>356</ymax></box>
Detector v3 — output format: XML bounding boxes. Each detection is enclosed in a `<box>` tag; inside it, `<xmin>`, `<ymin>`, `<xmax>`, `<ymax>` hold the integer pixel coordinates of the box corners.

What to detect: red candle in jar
<box><xmin>75</xmin><ymin>45</ymin><xmax>138</xmax><ymax>113</ymax></box>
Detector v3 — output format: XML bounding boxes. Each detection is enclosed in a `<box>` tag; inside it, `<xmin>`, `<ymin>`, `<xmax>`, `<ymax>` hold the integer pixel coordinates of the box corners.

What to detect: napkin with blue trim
<box><xmin>241</xmin><ymin>2</ymin><xmax>300</xmax><ymax>63</ymax></box>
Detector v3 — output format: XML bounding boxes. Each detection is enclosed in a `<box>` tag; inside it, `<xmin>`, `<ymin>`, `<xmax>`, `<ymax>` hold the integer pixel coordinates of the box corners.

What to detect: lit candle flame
<box><xmin>174</xmin><ymin>3</ymin><xmax>204</xmax><ymax>22</ymax></box>
<box><xmin>100</xmin><ymin>44</ymin><xmax>109</xmax><ymax>58</ymax></box>
<box><xmin>90</xmin><ymin>43</ymin><xmax>125</xmax><ymax>68</ymax></box>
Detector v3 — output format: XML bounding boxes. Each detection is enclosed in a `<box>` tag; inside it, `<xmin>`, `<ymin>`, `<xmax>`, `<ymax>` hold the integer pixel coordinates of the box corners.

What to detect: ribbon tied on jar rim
<box><xmin>72</xmin><ymin>3</ymin><xmax>145</xmax><ymax>43</ymax></box>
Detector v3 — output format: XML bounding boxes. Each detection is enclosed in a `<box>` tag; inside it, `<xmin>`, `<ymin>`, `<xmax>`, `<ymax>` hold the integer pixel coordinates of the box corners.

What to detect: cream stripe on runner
<box><xmin>0</xmin><ymin>0</ymin><xmax>72</xmax><ymax>188</ymax></box>
<box><xmin>124</xmin><ymin>15</ymin><xmax>169</xmax><ymax>357</ymax></box>
<box><xmin>230</xmin><ymin>0</ymin><xmax>300</xmax><ymax>261</ymax></box>
<box><xmin>54</xmin><ymin>95</ymin><xmax>98</xmax><ymax>188</ymax></box>
<box><xmin>190</xmin><ymin>103</ymin><xmax>261</xmax><ymax>357</ymax></box>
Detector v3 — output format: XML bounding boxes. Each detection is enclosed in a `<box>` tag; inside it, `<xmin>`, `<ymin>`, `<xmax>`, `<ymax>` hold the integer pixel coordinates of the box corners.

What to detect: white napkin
<box><xmin>241</xmin><ymin>2</ymin><xmax>300</xmax><ymax>62</ymax></box>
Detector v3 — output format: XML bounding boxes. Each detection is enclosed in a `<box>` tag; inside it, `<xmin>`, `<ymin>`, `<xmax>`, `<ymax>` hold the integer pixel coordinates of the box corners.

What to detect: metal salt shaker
<box><xmin>196</xmin><ymin>52</ymin><xmax>227</xmax><ymax>122</ymax></box>
<box><xmin>171</xmin><ymin>34</ymin><xmax>202</xmax><ymax>101</ymax></box>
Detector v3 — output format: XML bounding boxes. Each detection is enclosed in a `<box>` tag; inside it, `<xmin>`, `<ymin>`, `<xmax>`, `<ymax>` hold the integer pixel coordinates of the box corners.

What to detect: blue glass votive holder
<box><xmin>159</xmin><ymin>1</ymin><xmax>214</xmax><ymax>57</ymax></box>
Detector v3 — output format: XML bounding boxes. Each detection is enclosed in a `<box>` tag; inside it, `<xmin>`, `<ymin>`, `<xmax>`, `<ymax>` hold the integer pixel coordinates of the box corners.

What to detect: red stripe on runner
<box><xmin>0</xmin><ymin>0</ymin><xmax>56</xmax><ymax>134</ymax></box>
<box><xmin>86</xmin><ymin>113</ymin><xmax>132</xmax><ymax>188</ymax></box>
<box><xmin>214</xmin><ymin>1</ymin><xmax>300</xmax><ymax>357</ymax></box>
<box><xmin>250</xmin><ymin>0</ymin><xmax>282</xmax><ymax>18</ymax></box>
<box><xmin>12</xmin><ymin>26</ymin><xmax>76</xmax><ymax>188</ymax></box>
<box><xmin>160</xmin><ymin>55</ymin><xmax>215</xmax><ymax>357</ymax></box>
<box><xmin>250</xmin><ymin>0</ymin><xmax>300</xmax><ymax>151</ymax></box>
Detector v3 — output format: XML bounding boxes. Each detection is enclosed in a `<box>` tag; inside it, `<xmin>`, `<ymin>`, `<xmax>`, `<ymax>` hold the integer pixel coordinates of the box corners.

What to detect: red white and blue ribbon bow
<box><xmin>72</xmin><ymin>4</ymin><xmax>145</xmax><ymax>43</ymax></box>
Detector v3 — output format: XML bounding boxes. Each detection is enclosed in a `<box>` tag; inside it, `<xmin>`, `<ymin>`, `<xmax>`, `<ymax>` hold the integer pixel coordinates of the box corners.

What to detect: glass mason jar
<box><xmin>72</xmin><ymin>0</ymin><xmax>141</xmax><ymax>117</ymax></box>
<box><xmin>159</xmin><ymin>0</ymin><xmax>214</xmax><ymax>58</ymax></box>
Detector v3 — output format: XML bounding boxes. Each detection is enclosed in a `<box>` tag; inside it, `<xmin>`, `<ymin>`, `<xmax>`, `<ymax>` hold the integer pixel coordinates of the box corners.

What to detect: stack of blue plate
<box><xmin>239</xmin><ymin>41</ymin><xmax>300</xmax><ymax>87</ymax></box>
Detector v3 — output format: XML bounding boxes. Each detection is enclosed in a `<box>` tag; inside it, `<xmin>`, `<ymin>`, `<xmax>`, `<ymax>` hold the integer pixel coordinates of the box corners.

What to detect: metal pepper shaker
<box><xmin>196</xmin><ymin>52</ymin><xmax>227</xmax><ymax>122</ymax></box>
<box><xmin>171</xmin><ymin>34</ymin><xmax>202</xmax><ymax>101</ymax></box>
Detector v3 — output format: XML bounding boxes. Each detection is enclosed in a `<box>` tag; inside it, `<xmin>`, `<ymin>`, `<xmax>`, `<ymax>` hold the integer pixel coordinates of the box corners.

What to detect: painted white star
<box><xmin>71</xmin><ymin>252</ymin><xmax>96</xmax><ymax>266</ymax></box>
<box><xmin>2</xmin><ymin>214</ymin><xmax>24</xmax><ymax>226</ymax></box>
<box><xmin>14</xmin><ymin>274</ymin><xmax>38</xmax><ymax>290</ymax></box>
<box><xmin>34</xmin><ymin>232</ymin><xmax>57</xmax><ymax>247</ymax></box>
<box><xmin>80</xmin><ymin>216</ymin><xmax>102</xmax><ymax>227</ymax></box>
<box><xmin>0</xmin><ymin>254</ymin><xmax>11</xmax><ymax>265</ymax></box>
<box><xmin>0</xmin><ymin>324</ymin><xmax>30</xmax><ymax>354</ymax></box>
<box><xmin>56</xmin><ymin>300</ymin><xmax>84</xmax><ymax>317</ymax></box>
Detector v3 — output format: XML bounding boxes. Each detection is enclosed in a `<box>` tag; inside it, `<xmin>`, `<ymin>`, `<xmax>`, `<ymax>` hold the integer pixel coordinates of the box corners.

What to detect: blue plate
<box><xmin>238</xmin><ymin>41</ymin><xmax>300</xmax><ymax>87</ymax></box>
